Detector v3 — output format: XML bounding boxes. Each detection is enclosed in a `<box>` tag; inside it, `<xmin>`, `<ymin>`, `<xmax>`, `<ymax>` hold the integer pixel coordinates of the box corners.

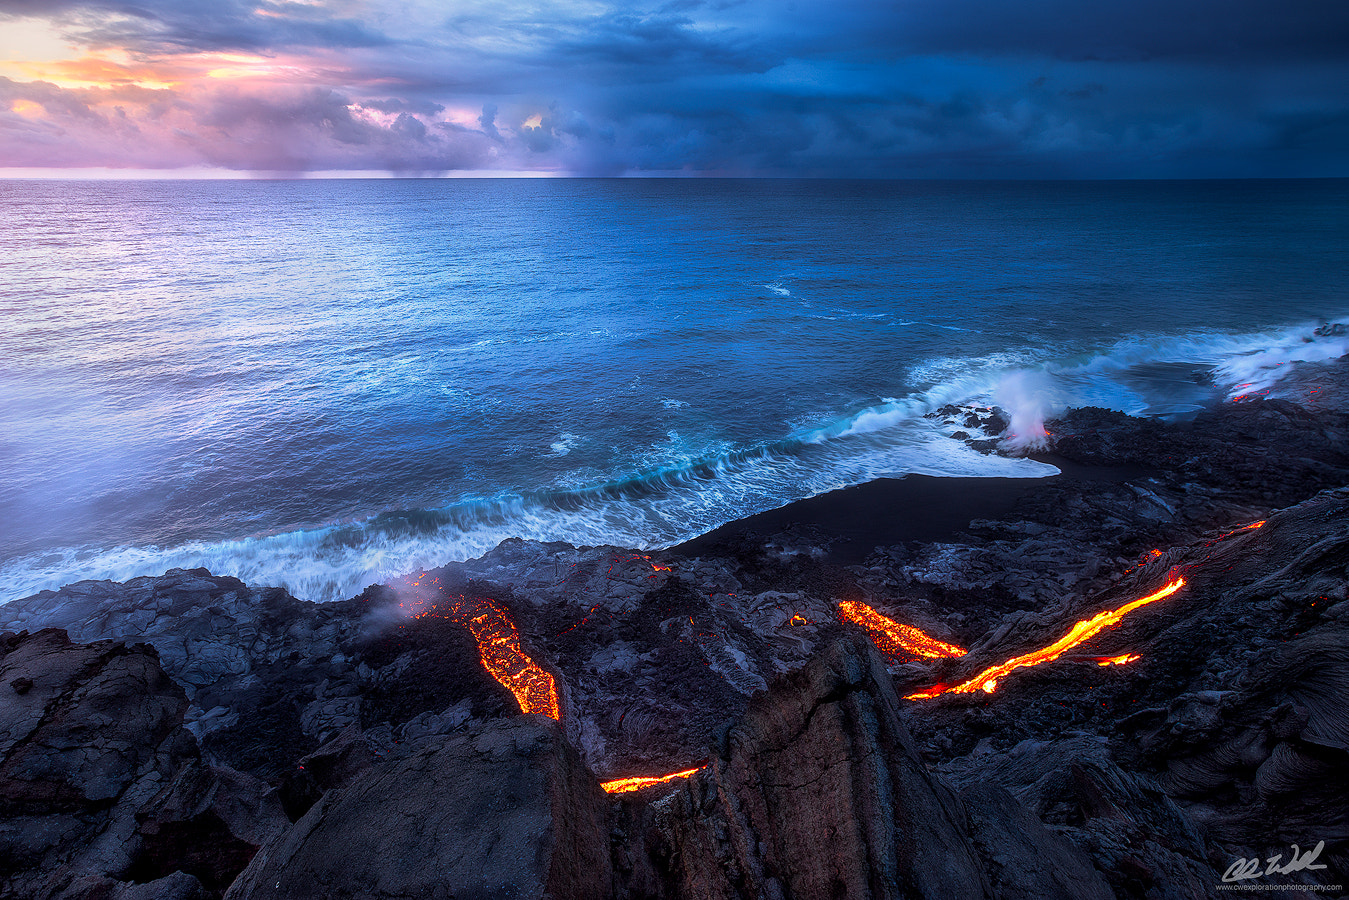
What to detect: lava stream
<box><xmin>837</xmin><ymin>600</ymin><xmax>967</xmax><ymax>659</ymax></box>
<box><xmin>1094</xmin><ymin>653</ymin><xmax>1140</xmax><ymax>667</ymax></box>
<box><xmin>601</xmin><ymin>766</ymin><xmax>704</xmax><ymax>794</ymax></box>
<box><xmin>905</xmin><ymin>576</ymin><xmax>1185</xmax><ymax>700</ymax></box>
<box><xmin>422</xmin><ymin>596</ymin><xmax>561</xmax><ymax>720</ymax></box>
<box><xmin>1213</xmin><ymin>520</ymin><xmax>1266</xmax><ymax>542</ymax></box>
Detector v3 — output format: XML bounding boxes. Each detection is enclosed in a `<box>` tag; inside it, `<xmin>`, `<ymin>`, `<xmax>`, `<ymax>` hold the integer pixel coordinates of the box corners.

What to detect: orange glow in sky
<box><xmin>0</xmin><ymin>12</ymin><xmax>329</xmax><ymax>92</ymax></box>
<box><xmin>9</xmin><ymin>100</ymin><xmax>44</xmax><ymax>118</ymax></box>
<box><xmin>11</xmin><ymin>56</ymin><xmax>188</xmax><ymax>90</ymax></box>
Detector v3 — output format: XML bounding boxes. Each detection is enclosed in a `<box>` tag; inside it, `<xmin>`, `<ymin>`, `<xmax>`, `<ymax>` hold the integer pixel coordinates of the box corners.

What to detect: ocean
<box><xmin>3</xmin><ymin>178</ymin><xmax>1347</xmax><ymax>603</ymax></box>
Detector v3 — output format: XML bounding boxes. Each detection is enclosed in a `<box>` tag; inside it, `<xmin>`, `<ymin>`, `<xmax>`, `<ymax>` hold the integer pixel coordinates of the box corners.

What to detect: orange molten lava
<box><xmin>601</xmin><ymin>766</ymin><xmax>703</xmax><ymax>793</ymax></box>
<box><xmin>607</xmin><ymin>553</ymin><xmax>673</xmax><ymax>579</ymax></box>
<box><xmin>1094</xmin><ymin>653</ymin><xmax>1140</xmax><ymax>667</ymax></box>
<box><xmin>838</xmin><ymin>601</ymin><xmax>967</xmax><ymax>659</ymax></box>
<box><xmin>905</xmin><ymin>577</ymin><xmax>1184</xmax><ymax>699</ymax></box>
<box><xmin>1220</xmin><ymin>520</ymin><xmax>1265</xmax><ymax>539</ymax></box>
<box><xmin>425</xmin><ymin>597</ymin><xmax>560</xmax><ymax>720</ymax></box>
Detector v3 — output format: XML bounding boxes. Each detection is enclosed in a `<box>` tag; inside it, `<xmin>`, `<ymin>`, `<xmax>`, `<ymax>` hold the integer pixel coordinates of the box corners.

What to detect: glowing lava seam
<box><xmin>837</xmin><ymin>601</ymin><xmax>967</xmax><ymax>659</ymax></box>
<box><xmin>601</xmin><ymin>766</ymin><xmax>703</xmax><ymax>793</ymax></box>
<box><xmin>1089</xmin><ymin>655</ymin><xmax>1143</xmax><ymax>669</ymax></box>
<box><xmin>905</xmin><ymin>576</ymin><xmax>1185</xmax><ymax>700</ymax></box>
<box><xmin>1217</xmin><ymin>520</ymin><xmax>1266</xmax><ymax>540</ymax></box>
<box><xmin>1094</xmin><ymin>653</ymin><xmax>1141</xmax><ymax>666</ymax></box>
<box><xmin>421</xmin><ymin>597</ymin><xmax>561</xmax><ymax>720</ymax></box>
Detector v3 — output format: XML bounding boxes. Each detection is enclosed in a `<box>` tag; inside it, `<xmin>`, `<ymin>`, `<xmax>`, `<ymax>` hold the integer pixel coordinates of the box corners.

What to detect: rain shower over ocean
<box><xmin>3</xmin><ymin>178</ymin><xmax>1347</xmax><ymax>603</ymax></box>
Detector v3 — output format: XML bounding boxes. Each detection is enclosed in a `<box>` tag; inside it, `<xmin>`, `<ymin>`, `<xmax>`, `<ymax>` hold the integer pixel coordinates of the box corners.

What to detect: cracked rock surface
<box><xmin>0</xmin><ymin>629</ymin><xmax>285</xmax><ymax>900</ymax></box>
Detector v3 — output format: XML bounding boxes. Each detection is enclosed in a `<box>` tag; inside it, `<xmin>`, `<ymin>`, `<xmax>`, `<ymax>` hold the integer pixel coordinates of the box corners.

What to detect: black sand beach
<box><xmin>674</xmin><ymin>456</ymin><xmax>1156</xmax><ymax>564</ymax></box>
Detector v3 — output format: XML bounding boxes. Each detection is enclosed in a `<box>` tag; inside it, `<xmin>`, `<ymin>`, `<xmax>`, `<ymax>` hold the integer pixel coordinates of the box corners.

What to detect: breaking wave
<box><xmin>3</xmin><ymin>316</ymin><xmax>1346</xmax><ymax>606</ymax></box>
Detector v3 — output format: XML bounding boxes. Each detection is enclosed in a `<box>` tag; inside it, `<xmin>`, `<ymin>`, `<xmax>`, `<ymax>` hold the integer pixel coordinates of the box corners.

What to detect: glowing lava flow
<box><xmin>601</xmin><ymin>766</ymin><xmax>704</xmax><ymax>794</ymax></box>
<box><xmin>905</xmin><ymin>576</ymin><xmax>1185</xmax><ymax>700</ymax></box>
<box><xmin>423</xmin><ymin>597</ymin><xmax>561</xmax><ymax>720</ymax></box>
<box><xmin>1216</xmin><ymin>520</ymin><xmax>1266</xmax><ymax>540</ymax></box>
<box><xmin>837</xmin><ymin>601</ymin><xmax>967</xmax><ymax>659</ymax></box>
<box><xmin>1094</xmin><ymin>653</ymin><xmax>1140</xmax><ymax>667</ymax></box>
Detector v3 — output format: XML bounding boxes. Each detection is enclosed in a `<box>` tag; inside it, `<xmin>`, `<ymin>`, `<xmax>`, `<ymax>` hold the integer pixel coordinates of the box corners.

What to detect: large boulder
<box><xmin>225</xmin><ymin>715</ymin><xmax>611</xmax><ymax>900</ymax></box>
<box><xmin>951</xmin><ymin>737</ymin><xmax>1216</xmax><ymax>900</ymax></box>
<box><xmin>0</xmin><ymin>628</ymin><xmax>191</xmax><ymax>899</ymax></box>
<box><xmin>0</xmin><ymin>629</ymin><xmax>285</xmax><ymax>900</ymax></box>
<box><xmin>621</xmin><ymin>634</ymin><xmax>1110</xmax><ymax>900</ymax></box>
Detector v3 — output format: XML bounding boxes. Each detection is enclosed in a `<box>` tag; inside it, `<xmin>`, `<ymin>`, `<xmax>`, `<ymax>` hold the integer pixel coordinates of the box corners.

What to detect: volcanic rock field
<box><xmin>3</xmin><ymin>364</ymin><xmax>1348</xmax><ymax>899</ymax></box>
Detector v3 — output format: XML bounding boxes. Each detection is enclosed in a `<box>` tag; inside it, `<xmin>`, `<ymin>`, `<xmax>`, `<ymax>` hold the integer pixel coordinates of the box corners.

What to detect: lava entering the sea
<box><xmin>601</xmin><ymin>766</ymin><xmax>704</xmax><ymax>794</ymax></box>
<box><xmin>837</xmin><ymin>600</ymin><xmax>967</xmax><ymax>660</ymax></box>
<box><xmin>905</xmin><ymin>576</ymin><xmax>1185</xmax><ymax>700</ymax></box>
<box><xmin>419</xmin><ymin>596</ymin><xmax>561</xmax><ymax>720</ymax></box>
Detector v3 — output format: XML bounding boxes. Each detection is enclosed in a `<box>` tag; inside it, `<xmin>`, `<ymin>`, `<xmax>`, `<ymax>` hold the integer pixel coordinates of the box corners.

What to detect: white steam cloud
<box><xmin>995</xmin><ymin>370</ymin><xmax>1053</xmax><ymax>452</ymax></box>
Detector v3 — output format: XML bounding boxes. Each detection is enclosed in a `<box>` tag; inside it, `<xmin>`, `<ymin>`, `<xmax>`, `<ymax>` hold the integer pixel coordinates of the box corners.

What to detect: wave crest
<box><xmin>5</xmin><ymin>316</ymin><xmax>1345</xmax><ymax>606</ymax></box>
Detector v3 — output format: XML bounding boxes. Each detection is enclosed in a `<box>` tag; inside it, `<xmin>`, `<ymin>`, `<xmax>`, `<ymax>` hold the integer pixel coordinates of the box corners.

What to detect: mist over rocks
<box><xmin>1</xmin><ymin>383</ymin><xmax>1348</xmax><ymax>896</ymax></box>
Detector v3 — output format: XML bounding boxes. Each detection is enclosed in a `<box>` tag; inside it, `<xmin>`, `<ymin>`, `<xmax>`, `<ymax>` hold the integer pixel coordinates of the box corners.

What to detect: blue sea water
<box><xmin>2</xmin><ymin>178</ymin><xmax>1347</xmax><ymax>603</ymax></box>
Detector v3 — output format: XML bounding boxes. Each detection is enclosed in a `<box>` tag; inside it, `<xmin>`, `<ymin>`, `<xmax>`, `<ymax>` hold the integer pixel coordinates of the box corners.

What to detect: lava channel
<box><xmin>601</xmin><ymin>766</ymin><xmax>704</xmax><ymax>794</ymax></box>
<box><xmin>837</xmin><ymin>600</ymin><xmax>967</xmax><ymax>660</ymax></box>
<box><xmin>905</xmin><ymin>576</ymin><xmax>1185</xmax><ymax>700</ymax></box>
<box><xmin>423</xmin><ymin>596</ymin><xmax>561</xmax><ymax>720</ymax></box>
<box><xmin>1207</xmin><ymin>520</ymin><xmax>1266</xmax><ymax>545</ymax></box>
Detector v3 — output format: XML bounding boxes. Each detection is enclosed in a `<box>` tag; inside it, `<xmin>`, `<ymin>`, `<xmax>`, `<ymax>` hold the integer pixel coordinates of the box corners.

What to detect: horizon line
<box><xmin>2</xmin><ymin>167</ymin><xmax>1347</xmax><ymax>183</ymax></box>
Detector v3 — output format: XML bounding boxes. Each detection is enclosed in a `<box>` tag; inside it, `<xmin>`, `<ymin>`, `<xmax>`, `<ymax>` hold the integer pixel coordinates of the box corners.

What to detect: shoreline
<box><xmin>671</xmin><ymin>454</ymin><xmax>1157</xmax><ymax>565</ymax></box>
<box><xmin>4</xmin><ymin>355</ymin><xmax>1347</xmax><ymax>608</ymax></box>
<box><xmin>669</xmin><ymin>354</ymin><xmax>1349</xmax><ymax>570</ymax></box>
<box><xmin>2</xmin><ymin>380</ymin><xmax>1347</xmax><ymax>896</ymax></box>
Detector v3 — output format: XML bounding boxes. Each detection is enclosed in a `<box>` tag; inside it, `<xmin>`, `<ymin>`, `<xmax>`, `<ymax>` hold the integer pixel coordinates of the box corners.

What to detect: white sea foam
<box><xmin>5</xmin><ymin>317</ymin><xmax>1345</xmax><ymax>608</ymax></box>
<box><xmin>548</xmin><ymin>432</ymin><xmax>579</xmax><ymax>456</ymax></box>
<box><xmin>1213</xmin><ymin>331</ymin><xmax>1349</xmax><ymax>397</ymax></box>
<box><xmin>0</xmin><ymin>419</ymin><xmax>1053</xmax><ymax>606</ymax></box>
<box><xmin>824</xmin><ymin>316</ymin><xmax>1349</xmax><ymax>448</ymax></box>
<box><xmin>0</xmin><ymin>511</ymin><xmax>644</xmax><ymax>607</ymax></box>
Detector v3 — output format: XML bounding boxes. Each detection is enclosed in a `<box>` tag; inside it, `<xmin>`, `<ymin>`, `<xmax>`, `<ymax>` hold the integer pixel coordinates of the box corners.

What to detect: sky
<box><xmin>1</xmin><ymin>0</ymin><xmax>1347</xmax><ymax>178</ymax></box>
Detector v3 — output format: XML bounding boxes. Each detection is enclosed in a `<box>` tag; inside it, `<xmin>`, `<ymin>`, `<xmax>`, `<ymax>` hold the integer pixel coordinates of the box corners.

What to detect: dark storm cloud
<box><xmin>359</xmin><ymin>97</ymin><xmax>446</xmax><ymax>117</ymax></box>
<box><xmin>478</xmin><ymin>103</ymin><xmax>501</xmax><ymax>141</ymax></box>
<box><xmin>550</xmin><ymin>49</ymin><xmax>1348</xmax><ymax>178</ymax></box>
<box><xmin>547</xmin><ymin>10</ymin><xmax>774</xmax><ymax>73</ymax></box>
<box><xmin>803</xmin><ymin>0</ymin><xmax>1349</xmax><ymax>62</ymax></box>
<box><xmin>189</xmin><ymin>87</ymin><xmax>490</xmax><ymax>170</ymax></box>
<box><xmin>8</xmin><ymin>0</ymin><xmax>1342</xmax><ymax>63</ymax></box>
<box><xmin>3</xmin><ymin>0</ymin><xmax>1347</xmax><ymax>176</ymax></box>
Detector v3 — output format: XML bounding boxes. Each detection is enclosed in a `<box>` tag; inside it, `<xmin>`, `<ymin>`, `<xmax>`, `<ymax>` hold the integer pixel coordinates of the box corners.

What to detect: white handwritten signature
<box><xmin>1222</xmin><ymin>841</ymin><xmax>1328</xmax><ymax>882</ymax></box>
